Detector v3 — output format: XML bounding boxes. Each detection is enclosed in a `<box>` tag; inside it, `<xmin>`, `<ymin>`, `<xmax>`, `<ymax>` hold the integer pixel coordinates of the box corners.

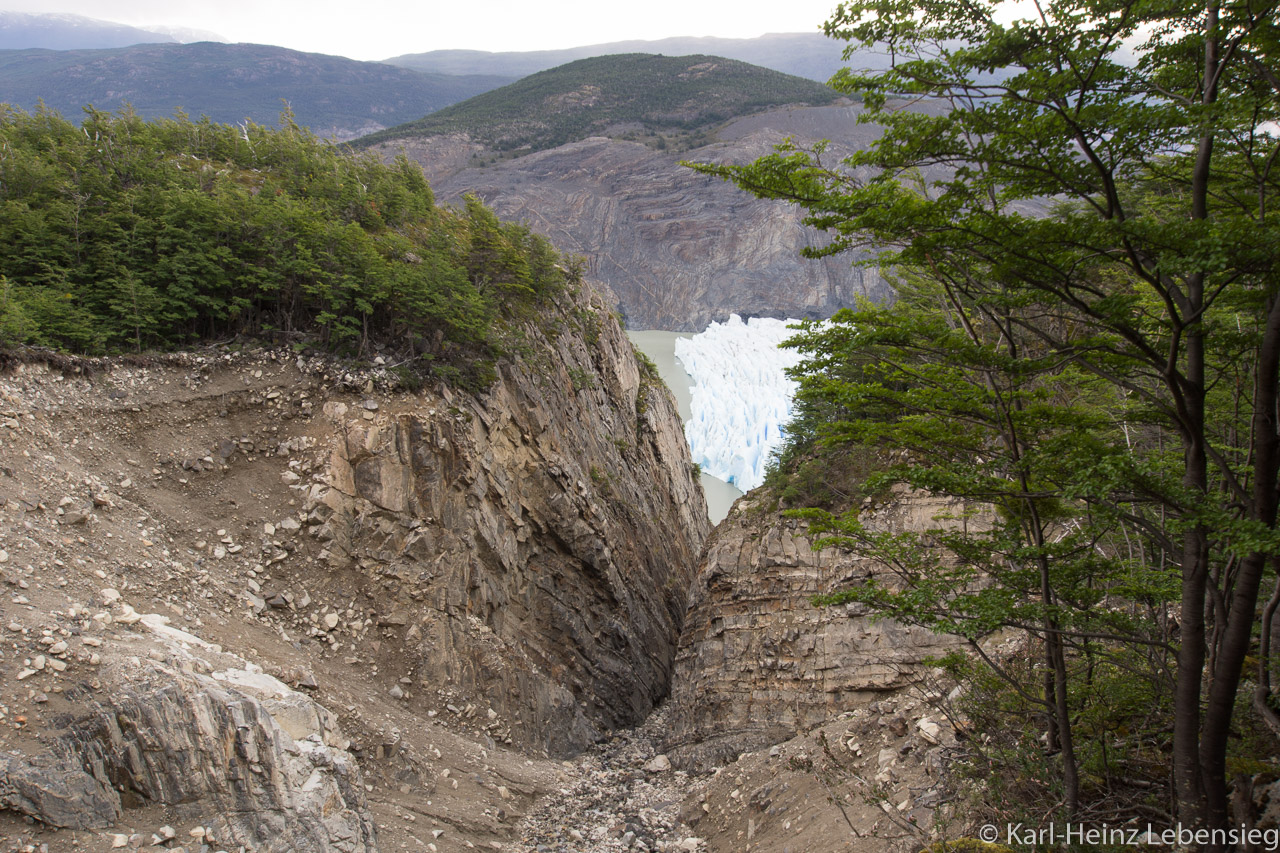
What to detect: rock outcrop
<box><xmin>656</xmin><ymin>491</ymin><xmax>978</xmax><ymax>851</ymax></box>
<box><xmin>1</xmin><ymin>614</ymin><xmax>374</xmax><ymax>852</ymax></box>
<box><xmin>666</xmin><ymin>492</ymin><xmax>966</xmax><ymax>771</ymax></box>
<box><xmin>0</xmin><ymin>280</ymin><xmax>709</xmax><ymax>849</ymax></box>
<box><xmin>378</xmin><ymin>105</ymin><xmax>898</xmax><ymax>331</ymax></box>
<box><xmin>302</xmin><ymin>284</ymin><xmax>711</xmax><ymax>755</ymax></box>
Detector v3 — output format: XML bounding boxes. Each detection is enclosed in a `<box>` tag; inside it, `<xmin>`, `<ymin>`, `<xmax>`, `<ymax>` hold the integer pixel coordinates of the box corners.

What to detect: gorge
<box><xmin>0</xmin><ymin>271</ymin><xmax>962</xmax><ymax>852</ymax></box>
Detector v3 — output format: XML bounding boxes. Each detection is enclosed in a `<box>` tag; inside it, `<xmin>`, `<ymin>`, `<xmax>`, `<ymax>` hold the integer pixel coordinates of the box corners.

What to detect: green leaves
<box><xmin>717</xmin><ymin>0</ymin><xmax>1280</xmax><ymax>825</ymax></box>
<box><xmin>0</xmin><ymin>108</ymin><xmax>576</xmax><ymax>385</ymax></box>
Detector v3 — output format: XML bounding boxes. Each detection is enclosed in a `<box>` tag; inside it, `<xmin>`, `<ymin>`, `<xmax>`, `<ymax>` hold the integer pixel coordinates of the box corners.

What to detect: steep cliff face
<box><xmin>305</xmin><ymin>284</ymin><xmax>711</xmax><ymax>755</ymax></box>
<box><xmin>658</xmin><ymin>492</ymin><xmax>973</xmax><ymax>852</ymax></box>
<box><xmin>377</xmin><ymin>105</ymin><xmax>897</xmax><ymax>331</ymax></box>
<box><xmin>0</xmin><ymin>281</ymin><xmax>709</xmax><ymax>849</ymax></box>
<box><xmin>666</xmin><ymin>492</ymin><xmax>965</xmax><ymax>770</ymax></box>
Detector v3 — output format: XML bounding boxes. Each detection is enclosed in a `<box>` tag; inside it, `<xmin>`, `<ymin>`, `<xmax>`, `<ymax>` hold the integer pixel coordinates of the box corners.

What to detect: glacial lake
<box><xmin>628</xmin><ymin>330</ymin><xmax>744</xmax><ymax>523</ymax></box>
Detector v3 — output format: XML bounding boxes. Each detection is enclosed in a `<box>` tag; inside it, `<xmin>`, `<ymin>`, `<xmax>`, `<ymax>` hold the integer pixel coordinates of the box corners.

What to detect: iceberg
<box><xmin>674</xmin><ymin>314</ymin><xmax>805</xmax><ymax>492</ymax></box>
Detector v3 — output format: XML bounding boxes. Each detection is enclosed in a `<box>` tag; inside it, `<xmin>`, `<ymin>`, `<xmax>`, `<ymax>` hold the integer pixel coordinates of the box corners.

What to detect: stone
<box><xmin>323</xmin><ymin>613</ymin><xmax>339</xmax><ymax>630</ymax></box>
<box><xmin>426</xmin><ymin>126</ymin><xmax>894</xmax><ymax>331</ymax></box>
<box><xmin>389</xmin><ymin>685</ymin><xmax>405</xmax><ymax>700</ymax></box>
<box><xmin>916</xmin><ymin>717</ymin><xmax>943</xmax><ymax>745</ymax></box>
<box><xmin>666</xmin><ymin>490</ymin><xmax>970</xmax><ymax>770</ymax></box>
<box><xmin>0</xmin><ymin>753</ymin><xmax>121</xmax><ymax>829</ymax></box>
<box><xmin>115</xmin><ymin>605</ymin><xmax>142</xmax><ymax>625</ymax></box>
<box><xmin>642</xmin><ymin>754</ymin><xmax>671</xmax><ymax>772</ymax></box>
<box><xmin>1</xmin><ymin>659</ymin><xmax>376</xmax><ymax>849</ymax></box>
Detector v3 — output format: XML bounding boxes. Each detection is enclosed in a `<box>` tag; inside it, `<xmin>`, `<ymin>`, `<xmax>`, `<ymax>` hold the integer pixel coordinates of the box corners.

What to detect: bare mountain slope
<box><xmin>377</xmin><ymin>104</ymin><xmax>898</xmax><ymax>331</ymax></box>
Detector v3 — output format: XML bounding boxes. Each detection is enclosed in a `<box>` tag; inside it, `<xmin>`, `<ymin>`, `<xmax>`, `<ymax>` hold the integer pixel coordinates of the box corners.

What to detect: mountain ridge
<box><xmin>0</xmin><ymin>11</ymin><xmax>183</xmax><ymax>50</ymax></box>
<box><xmin>0</xmin><ymin>41</ymin><xmax>513</xmax><ymax>140</ymax></box>
<box><xmin>384</xmin><ymin>32</ymin><xmax>863</xmax><ymax>83</ymax></box>
<box><xmin>356</xmin><ymin>53</ymin><xmax>840</xmax><ymax>155</ymax></box>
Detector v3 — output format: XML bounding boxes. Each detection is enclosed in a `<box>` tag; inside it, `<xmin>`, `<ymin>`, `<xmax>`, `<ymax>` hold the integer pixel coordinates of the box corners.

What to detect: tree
<box><xmin>0</xmin><ymin>107</ymin><xmax>576</xmax><ymax>387</ymax></box>
<box><xmin>692</xmin><ymin>0</ymin><xmax>1280</xmax><ymax>836</ymax></box>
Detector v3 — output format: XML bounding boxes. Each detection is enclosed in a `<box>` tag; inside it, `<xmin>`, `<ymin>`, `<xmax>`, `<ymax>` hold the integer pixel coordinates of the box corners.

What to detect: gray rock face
<box><xmin>666</xmin><ymin>492</ymin><xmax>967</xmax><ymax>770</ymax></box>
<box><xmin>3</xmin><ymin>659</ymin><xmax>373</xmax><ymax>851</ymax></box>
<box><xmin>305</xmin><ymin>284</ymin><xmax>711</xmax><ymax>755</ymax></box>
<box><xmin>379</xmin><ymin>105</ymin><xmax>898</xmax><ymax>331</ymax></box>
<box><xmin>0</xmin><ymin>753</ymin><xmax>120</xmax><ymax>830</ymax></box>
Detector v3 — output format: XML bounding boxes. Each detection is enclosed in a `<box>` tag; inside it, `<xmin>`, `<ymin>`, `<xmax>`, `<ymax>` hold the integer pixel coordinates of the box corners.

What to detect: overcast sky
<box><xmin>8</xmin><ymin>1</ymin><xmax>845</xmax><ymax>60</ymax></box>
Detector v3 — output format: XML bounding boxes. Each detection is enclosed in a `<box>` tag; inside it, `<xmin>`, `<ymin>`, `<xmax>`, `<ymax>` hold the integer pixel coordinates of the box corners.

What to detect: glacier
<box><xmin>673</xmin><ymin>314</ymin><xmax>805</xmax><ymax>492</ymax></box>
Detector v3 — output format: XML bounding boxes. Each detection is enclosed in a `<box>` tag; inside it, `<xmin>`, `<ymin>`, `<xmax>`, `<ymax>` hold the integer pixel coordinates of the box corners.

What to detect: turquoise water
<box><xmin>628</xmin><ymin>330</ymin><xmax>744</xmax><ymax>523</ymax></box>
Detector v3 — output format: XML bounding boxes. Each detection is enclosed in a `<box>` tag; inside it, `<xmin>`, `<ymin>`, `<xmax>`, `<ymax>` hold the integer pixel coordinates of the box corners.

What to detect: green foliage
<box><xmin>633</xmin><ymin>347</ymin><xmax>661</xmax><ymax>382</ymax></box>
<box><xmin>567</xmin><ymin>366</ymin><xmax>597</xmax><ymax>391</ymax></box>
<box><xmin>355</xmin><ymin>54</ymin><xmax>839</xmax><ymax>156</ymax></box>
<box><xmin>0</xmin><ymin>107</ymin><xmax>577</xmax><ymax>386</ymax></box>
<box><xmin>701</xmin><ymin>0</ymin><xmax>1280</xmax><ymax>830</ymax></box>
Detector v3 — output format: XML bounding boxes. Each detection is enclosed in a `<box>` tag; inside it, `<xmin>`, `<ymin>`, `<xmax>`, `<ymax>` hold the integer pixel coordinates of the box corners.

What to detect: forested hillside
<box><xmin>0</xmin><ymin>43</ymin><xmax>513</xmax><ymax>140</ymax></box>
<box><xmin>0</xmin><ymin>108</ymin><xmax>575</xmax><ymax>388</ymax></box>
<box><xmin>357</xmin><ymin>53</ymin><xmax>840</xmax><ymax>155</ymax></box>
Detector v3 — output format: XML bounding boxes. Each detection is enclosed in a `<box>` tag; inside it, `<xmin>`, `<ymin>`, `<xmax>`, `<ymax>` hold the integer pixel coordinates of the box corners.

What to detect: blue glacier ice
<box><xmin>673</xmin><ymin>314</ymin><xmax>804</xmax><ymax>492</ymax></box>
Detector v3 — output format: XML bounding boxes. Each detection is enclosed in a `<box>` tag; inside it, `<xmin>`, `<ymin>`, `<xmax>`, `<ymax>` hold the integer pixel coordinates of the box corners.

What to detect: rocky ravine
<box><xmin>374</xmin><ymin>105</ymin><xmax>900</xmax><ymax>332</ymax></box>
<box><xmin>660</xmin><ymin>494</ymin><xmax>974</xmax><ymax>853</ymax></box>
<box><xmin>0</xmin><ymin>282</ymin><xmax>710</xmax><ymax>852</ymax></box>
<box><xmin>1</xmin><ymin>276</ymin><xmax>981</xmax><ymax>852</ymax></box>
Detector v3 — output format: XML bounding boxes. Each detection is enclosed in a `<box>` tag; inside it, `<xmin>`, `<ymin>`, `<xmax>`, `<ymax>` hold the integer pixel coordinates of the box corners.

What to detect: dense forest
<box><xmin>722</xmin><ymin>0</ymin><xmax>1279</xmax><ymax>840</ymax></box>
<box><xmin>356</xmin><ymin>53</ymin><xmax>840</xmax><ymax>155</ymax></box>
<box><xmin>0</xmin><ymin>107</ymin><xmax>576</xmax><ymax>387</ymax></box>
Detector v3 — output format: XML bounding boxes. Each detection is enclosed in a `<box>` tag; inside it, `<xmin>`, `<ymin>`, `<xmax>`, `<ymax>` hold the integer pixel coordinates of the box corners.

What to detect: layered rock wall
<box><xmin>666</xmin><ymin>493</ymin><xmax>967</xmax><ymax>770</ymax></box>
<box><xmin>1</xmin><ymin>617</ymin><xmax>374</xmax><ymax>852</ymax></box>
<box><xmin>302</xmin><ymin>284</ymin><xmax>710</xmax><ymax>755</ymax></box>
<box><xmin>0</xmin><ymin>279</ymin><xmax>710</xmax><ymax>848</ymax></box>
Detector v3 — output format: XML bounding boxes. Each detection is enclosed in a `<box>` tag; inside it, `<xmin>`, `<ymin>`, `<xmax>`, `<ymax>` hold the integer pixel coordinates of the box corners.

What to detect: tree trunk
<box><xmin>1201</xmin><ymin>294</ymin><xmax>1280</xmax><ymax>829</ymax></box>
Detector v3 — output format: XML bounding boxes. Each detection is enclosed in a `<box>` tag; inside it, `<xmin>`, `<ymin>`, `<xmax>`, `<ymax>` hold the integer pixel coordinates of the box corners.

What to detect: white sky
<box><xmin>8</xmin><ymin>1</ymin><xmax>845</xmax><ymax>60</ymax></box>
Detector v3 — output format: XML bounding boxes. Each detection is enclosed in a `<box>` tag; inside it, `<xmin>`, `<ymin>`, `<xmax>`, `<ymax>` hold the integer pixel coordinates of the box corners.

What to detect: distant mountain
<box><xmin>385</xmin><ymin>33</ymin><xmax>871</xmax><ymax>84</ymax></box>
<box><xmin>383</xmin><ymin>106</ymin><xmax>900</xmax><ymax>332</ymax></box>
<box><xmin>0</xmin><ymin>11</ymin><xmax>181</xmax><ymax>50</ymax></box>
<box><xmin>356</xmin><ymin>53</ymin><xmax>840</xmax><ymax>154</ymax></box>
<box><xmin>0</xmin><ymin>42</ymin><xmax>515</xmax><ymax>140</ymax></box>
<box><xmin>361</xmin><ymin>52</ymin><xmax>898</xmax><ymax>331</ymax></box>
